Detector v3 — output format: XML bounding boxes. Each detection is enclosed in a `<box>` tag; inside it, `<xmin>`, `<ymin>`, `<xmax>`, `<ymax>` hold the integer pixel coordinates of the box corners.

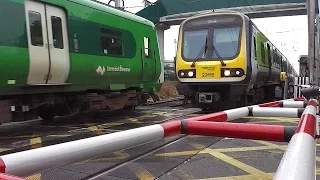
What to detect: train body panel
<box><xmin>0</xmin><ymin>0</ymin><xmax>162</xmax><ymax>123</ymax></box>
<box><xmin>175</xmin><ymin>12</ymin><xmax>297</xmax><ymax>109</ymax></box>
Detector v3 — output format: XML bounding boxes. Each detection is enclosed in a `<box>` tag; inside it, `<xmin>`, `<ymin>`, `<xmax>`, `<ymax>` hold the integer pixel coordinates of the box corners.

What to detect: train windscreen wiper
<box><xmin>212</xmin><ymin>45</ymin><xmax>226</xmax><ymax>66</ymax></box>
<box><xmin>191</xmin><ymin>37</ymin><xmax>208</xmax><ymax>68</ymax></box>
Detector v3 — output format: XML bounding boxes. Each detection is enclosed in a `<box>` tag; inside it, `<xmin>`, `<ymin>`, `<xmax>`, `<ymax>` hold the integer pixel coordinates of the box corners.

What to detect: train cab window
<box><xmin>212</xmin><ymin>27</ymin><xmax>241</xmax><ymax>59</ymax></box>
<box><xmin>144</xmin><ymin>37</ymin><xmax>151</xmax><ymax>57</ymax></box>
<box><xmin>51</xmin><ymin>16</ymin><xmax>64</xmax><ymax>49</ymax></box>
<box><xmin>101</xmin><ymin>37</ymin><xmax>123</xmax><ymax>56</ymax></box>
<box><xmin>183</xmin><ymin>30</ymin><xmax>209</xmax><ymax>59</ymax></box>
<box><xmin>28</xmin><ymin>11</ymin><xmax>43</xmax><ymax>46</ymax></box>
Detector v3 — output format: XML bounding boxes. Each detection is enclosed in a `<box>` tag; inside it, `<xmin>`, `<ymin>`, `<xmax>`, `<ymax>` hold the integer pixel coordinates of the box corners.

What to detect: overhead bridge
<box><xmin>159</xmin><ymin>3</ymin><xmax>307</xmax><ymax>26</ymax></box>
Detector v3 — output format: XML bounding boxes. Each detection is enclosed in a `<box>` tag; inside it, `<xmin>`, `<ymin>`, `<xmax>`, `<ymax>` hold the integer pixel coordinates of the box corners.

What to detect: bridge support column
<box><xmin>307</xmin><ymin>0</ymin><xmax>317</xmax><ymax>85</ymax></box>
<box><xmin>156</xmin><ymin>23</ymin><xmax>170</xmax><ymax>83</ymax></box>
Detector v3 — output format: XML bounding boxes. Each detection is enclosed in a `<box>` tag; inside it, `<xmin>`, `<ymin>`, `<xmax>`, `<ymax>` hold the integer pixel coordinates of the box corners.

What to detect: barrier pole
<box><xmin>274</xmin><ymin>99</ymin><xmax>318</xmax><ymax>180</ymax></box>
<box><xmin>181</xmin><ymin>121</ymin><xmax>296</xmax><ymax>142</ymax></box>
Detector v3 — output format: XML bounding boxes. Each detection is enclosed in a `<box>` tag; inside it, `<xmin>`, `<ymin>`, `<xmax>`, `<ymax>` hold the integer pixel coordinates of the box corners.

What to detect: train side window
<box><xmin>100</xmin><ymin>37</ymin><xmax>123</xmax><ymax>56</ymax></box>
<box><xmin>51</xmin><ymin>16</ymin><xmax>64</xmax><ymax>49</ymax></box>
<box><xmin>144</xmin><ymin>37</ymin><xmax>151</xmax><ymax>57</ymax></box>
<box><xmin>266</xmin><ymin>43</ymin><xmax>271</xmax><ymax>63</ymax></box>
<box><xmin>260</xmin><ymin>42</ymin><xmax>265</xmax><ymax>63</ymax></box>
<box><xmin>28</xmin><ymin>11</ymin><xmax>43</xmax><ymax>46</ymax></box>
<box><xmin>253</xmin><ymin>37</ymin><xmax>257</xmax><ymax>59</ymax></box>
<box><xmin>100</xmin><ymin>28</ymin><xmax>123</xmax><ymax>56</ymax></box>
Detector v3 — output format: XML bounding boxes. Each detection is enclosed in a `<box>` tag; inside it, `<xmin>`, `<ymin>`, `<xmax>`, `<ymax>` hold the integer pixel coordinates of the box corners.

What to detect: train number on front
<box><xmin>202</xmin><ymin>73</ymin><xmax>214</xmax><ymax>77</ymax></box>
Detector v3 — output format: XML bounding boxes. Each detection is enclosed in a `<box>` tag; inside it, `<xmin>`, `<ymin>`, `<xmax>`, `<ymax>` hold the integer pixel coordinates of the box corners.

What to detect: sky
<box><xmin>99</xmin><ymin>0</ymin><xmax>309</xmax><ymax>73</ymax></box>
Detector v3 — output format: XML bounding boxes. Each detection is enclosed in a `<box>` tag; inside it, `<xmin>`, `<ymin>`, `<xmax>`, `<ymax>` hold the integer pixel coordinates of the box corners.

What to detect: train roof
<box><xmin>62</xmin><ymin>0</ymin><xmax>155</xmax><ymax>27</ymax></box>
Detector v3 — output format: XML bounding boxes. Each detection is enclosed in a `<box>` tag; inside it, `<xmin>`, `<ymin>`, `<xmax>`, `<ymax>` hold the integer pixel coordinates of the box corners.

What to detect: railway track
<box><xmin>0</xmin><ymin>101</ymin><xmax>200</xmax><ymax>156</ymax></box>
<box><xmin>0</xmin><ymin>96</ymin><xmax>185</xmax><ymax>128</ymax></box>
<box><xmin>24</xmin><ymin>111</ymin><xmax>248</xmax><ymax>180</ymax></box>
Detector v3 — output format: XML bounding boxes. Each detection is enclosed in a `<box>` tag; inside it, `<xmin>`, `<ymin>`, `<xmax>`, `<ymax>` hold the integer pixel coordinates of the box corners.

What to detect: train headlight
<box><xmin>178</xmin><ymin>69</ymin><xmax>196</xmax><ymax>78</ymax></box>
<box><xmin>224</xmin><ymin>70</ymin><xmax>231</xmax><ymax>76</ymax></box>
<box><xmin>188</xmin><ymin>71</ymin><xmax>194</xmax><ymax>77</ymax></box>
<box><xmin>221</xmin><ymin>68</ymin><xmax>245</xmax><ymax>77</ymax></box>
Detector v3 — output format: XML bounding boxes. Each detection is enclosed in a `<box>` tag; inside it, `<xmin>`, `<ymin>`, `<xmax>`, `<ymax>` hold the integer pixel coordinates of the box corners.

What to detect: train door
<box><xmin>141</xmin><ymin>35</ymin><xmax>156</xmax><ymax>81</ymax></box>
<box><xmin>25</xmin><ymin>0</ymin><xmax>70</xmax><ymax>85</ymax></box>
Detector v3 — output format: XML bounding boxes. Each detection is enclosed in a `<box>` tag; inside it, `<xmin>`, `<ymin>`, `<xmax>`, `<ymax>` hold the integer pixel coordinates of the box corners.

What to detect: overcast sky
<box><xmin>99</xmin><ymin>0</ymin><xmax>308</xmax><ymax>73</ymax></box>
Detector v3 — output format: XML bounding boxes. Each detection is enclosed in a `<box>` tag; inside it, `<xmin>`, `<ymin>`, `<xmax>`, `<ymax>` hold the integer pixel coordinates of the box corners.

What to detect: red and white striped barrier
<box><xmin>0</xmin><ymin>125</ymin><xmax>166</xmax><ymax>177</ymax></box>
<box><xmin>274</xmin><ymin>99</ymin><xmax>318</xmax><ymax>180</ymax></box>
<box><xmin>0</xmin><ymin>97</ymin><xmax>315</xmax><ymax>179</ymax></box>
<box><xmin>255</xmin><ymin>99</ymin><xmax>307</xmax><ymax>108</ymax></box>
<box><xmin>247</xmin><ymin>107</ymin><xmax>304</xmax><ymax>118</ymax></box>
<box><xmin>181</xmin><ymin>121</ymin><xmax>296</xmax><ymax>142</ymax></box>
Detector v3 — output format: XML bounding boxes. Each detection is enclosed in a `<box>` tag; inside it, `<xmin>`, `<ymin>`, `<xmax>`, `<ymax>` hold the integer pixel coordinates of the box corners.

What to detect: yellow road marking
<box><xmin>81</xmin><ymin>150</ymin><xmax>130</xmax><ymax>163</ymax></box>
<box><xmin>127</xmin><ymin>118</ymin><xmax>143</xmax><ymax>124</ymax></box>
<box><xmin>253</xmin><ymin>140</ymin><xmax>320</xmax><ymax>163</ymax></box>
<box><xmin>212</xmin><ymin>145</ymin><xmax>287</xmax><ymax>153</ymax></box>
<box><xmin>190</xmin><ymin>142</ymin><xmax>207</xmax><ymax>149</ymax></box>
<box><xmin>26</xmin><ymin>173</ymin><xmax>41</xmax><ymax>180</ymax></box>
<box><xmin>139</xmin><ymin>114</ymin><xmax>158</xmax><ymax>118</ymax></box>
<box><xmin>0</xmin><ymin>148</ymin><xmax>10</xmax><ymax>153</ymax></box>
<box><xmin>155</xmin><ymin>150</ymin><xmax>199</xmax><ymax>157</ymax></box>
<box><xmin>87</xmin><ymin>126</ymin><xmax>105</xmax><ymax>135</ymax></box>
<box><xmin>195</xmin><ymin>168</ymin><xmax>320</xmax><ymax>180</ymax></box>
<box><xmin>252</xmin><ymin>140</ymin><xmax>287</xmax><ymax>150</ymax></box>
<box><xmin>187</xmin><ymin>114</ymin><xmax>200</xmax><ymax>117</ymax></box>
<box><xmin>0</xmin><ymin>135</ymin><xmax>37</xmax><ymax>140</ymax></box>
<box><xmin>127</xmin><ymin>163</ymin><xmax>154</xmax><ymax>180</ymax></box>
<box><xmin>83</xmin><ymin>123</ymin><xmax>98</xmax><ymax>126</ymax></box>
<box><xmin>248</xmin><ymin>117</ymin><xmax>299</xmax><ymax>122</ymax></box>
<box><xmin>200</xmin><ymin>149</ymin><xmax>272</xmax><ymax>179</ymax></box>
<box><xmin>30</xmin><ymin>137</ymin><xmax>42</xmax><ymax>149</ymax></box>
<box><xmin>46</xmin><ymin>135</ymin><xmax>71</xmax><ymax>137</ymax></box>
<box><xmin>99</xmin><ymin>122</ymin><xmax>125</xmax><ymax>127</ymax></box>
<box><xmin>194</xmin><ymin>173</ymin><xmax>275</xmax><ymax>180</ymax></box>
<box><xmin>155</xmin><ymin>145</ymin><xmax>287</xmax><ymax>158</ymax></box>
<box><xmin>250</xmin><ymin>120</ymin><xmax>296</xmax><ymax>124</ymax></box>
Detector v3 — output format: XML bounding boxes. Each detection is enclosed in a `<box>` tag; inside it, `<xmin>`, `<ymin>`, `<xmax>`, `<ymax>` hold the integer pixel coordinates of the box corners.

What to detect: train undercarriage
<box><xmin>178</xmin><ymin>82</ymin><xmax>293</xmax><ymax>110</ymax></box>
<box><xmin>0</xmin><ymin>89</ymin><xmax>150</xmax><ymax>124</ymax></box>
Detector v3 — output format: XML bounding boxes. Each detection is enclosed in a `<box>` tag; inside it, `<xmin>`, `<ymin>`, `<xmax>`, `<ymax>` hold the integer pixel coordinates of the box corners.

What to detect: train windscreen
<box><xmin>181</xmin><ymin>14</ymin><xmax>243</xmax><ymax>61</ymax></box>
<box><xmin>183</xmin><ymin>29</ymin><xmax>209</xmax><ymax>59</ymax></box>
<box><xmin>212</xmin><ymin>27</ymin><xmax>241</xmax><ymax>59</ymax></box>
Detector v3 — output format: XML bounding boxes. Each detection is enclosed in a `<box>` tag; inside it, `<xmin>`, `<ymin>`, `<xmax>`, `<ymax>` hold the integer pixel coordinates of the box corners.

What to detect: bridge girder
<box><xmin>158</xmin><ymin>3</ymin><xmax>308</xmax><ymax>26</ymax></box>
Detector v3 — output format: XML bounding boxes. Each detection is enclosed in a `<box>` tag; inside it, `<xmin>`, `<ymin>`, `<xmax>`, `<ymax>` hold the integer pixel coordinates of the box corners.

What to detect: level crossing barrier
<box><xmin>0</xmin><ymin>96</ymin><xmax>317</xmax><ymax>179</ymax></box>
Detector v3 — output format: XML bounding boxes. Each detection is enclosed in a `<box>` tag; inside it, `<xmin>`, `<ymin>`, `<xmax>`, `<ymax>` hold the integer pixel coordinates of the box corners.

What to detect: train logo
<box><xmin>96</xmin><ymin>66</ymin><xmax>106</xmax><ymax>76</ymax></box>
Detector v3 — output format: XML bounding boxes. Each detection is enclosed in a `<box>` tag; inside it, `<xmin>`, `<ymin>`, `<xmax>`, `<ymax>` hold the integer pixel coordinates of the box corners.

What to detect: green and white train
<box><xmin>0</xmin><ymin>0</ymin><xmax>162</xmax><ymax>123</ymax></box>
